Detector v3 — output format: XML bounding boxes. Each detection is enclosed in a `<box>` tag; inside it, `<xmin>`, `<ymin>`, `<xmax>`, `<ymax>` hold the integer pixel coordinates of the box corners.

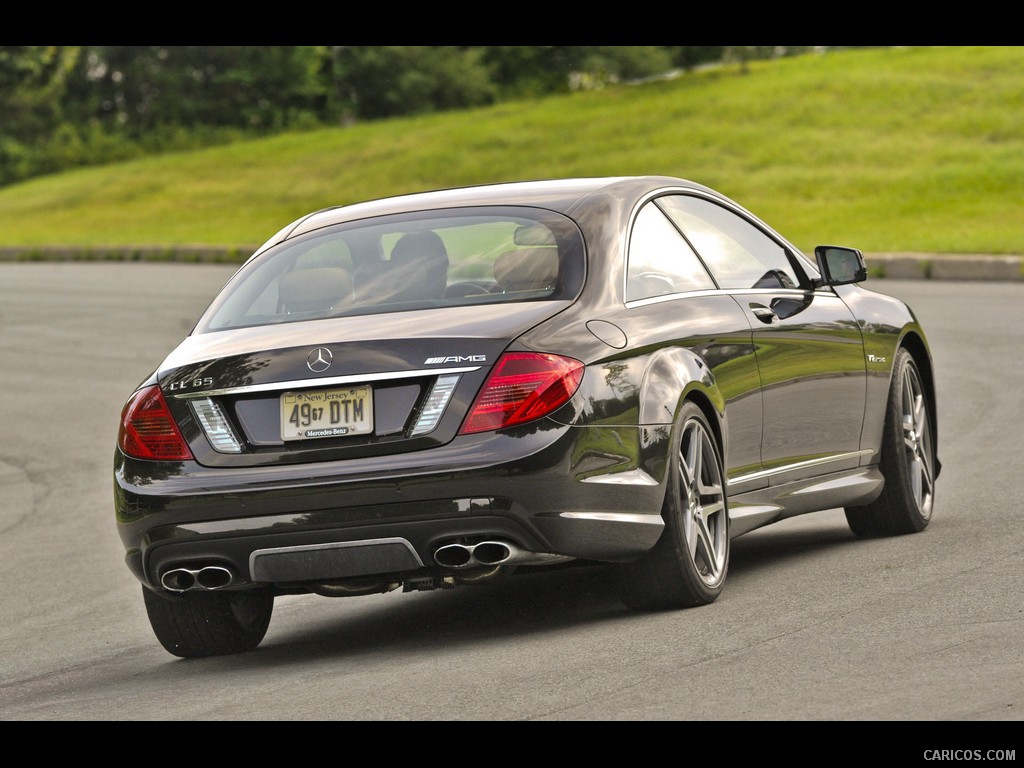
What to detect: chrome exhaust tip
<box><xmin>433</xmin><ymin>540</ymin><xmax>572</xmax><ymax>569</ymax></box>
<box><xmin>433</xmin><ymin>543</ymin><xmax>475</xmax><ymax>568</ymax></box>
<box><xmin>160</xmin><ymin>565</ymin><xmax>236</xmax><ymax>592</ymax></box>
<box><xmin>161</xmin><ymin>568</ymin><xmax>195</xmax><ymax>592</ymax></box>
<box><xmin>195</xmin><ymin>565</ymin><xmax>234</xmax><ymax>590</ymax></box>
<box><xmin>433</xmin><ymin>541</ymin><xmax>513</xmax><ymax>568</ymax></box>
<box><xmin>472</xmin><ymin>541</ymin><xmax>513</xmax><ymax>565</ymax></box>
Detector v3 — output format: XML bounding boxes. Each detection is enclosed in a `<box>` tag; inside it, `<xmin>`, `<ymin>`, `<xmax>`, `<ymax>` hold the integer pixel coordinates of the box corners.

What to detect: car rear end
<box><xmin>114</xmin><ymin>201</ymin><xmax>663</xmax><ymax>600</ymax></box>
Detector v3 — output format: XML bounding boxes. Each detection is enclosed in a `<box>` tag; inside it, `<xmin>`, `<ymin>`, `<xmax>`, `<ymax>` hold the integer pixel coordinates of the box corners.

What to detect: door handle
<box><xmin>750</xmin><ymin>303</ymin><xmax>776</xmax><ymax>324</ymax></box>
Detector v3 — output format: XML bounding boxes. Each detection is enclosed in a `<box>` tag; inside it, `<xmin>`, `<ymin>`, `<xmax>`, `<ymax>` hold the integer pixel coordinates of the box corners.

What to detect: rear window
<box><xmin>197</xmin><ymin>207</ymin><xmax>586</xmax><ymax>332</ymax></box>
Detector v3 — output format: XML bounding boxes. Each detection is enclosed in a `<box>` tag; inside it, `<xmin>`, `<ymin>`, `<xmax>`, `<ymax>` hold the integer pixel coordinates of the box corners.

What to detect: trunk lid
<box><xmin>158</xmin><ymin>301</ymin><xmax>571</xmax><ymax>467</ymax></box>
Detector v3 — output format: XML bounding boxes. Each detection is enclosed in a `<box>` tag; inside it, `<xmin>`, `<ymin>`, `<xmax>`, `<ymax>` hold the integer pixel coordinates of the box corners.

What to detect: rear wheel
<box><xmin>846</xmin><ymin>347</ymin><xmax>936</xmax><ymax>537</ymax></box>
<box><xmin>616</xmin><ymin>400</ymin><xmax>729</xmax><ymax>610</ymax></box>
<box><xmin>143</xmin><ymin>586</ymin><xmax>274</xmax><ymax>659</ymax></box>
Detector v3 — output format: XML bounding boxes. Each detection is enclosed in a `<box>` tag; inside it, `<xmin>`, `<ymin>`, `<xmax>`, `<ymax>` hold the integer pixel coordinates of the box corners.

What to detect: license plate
<box><xmin>280</xmin><ymin>386</ymin><xmax>373</xmax><ymax>441</ymax></box>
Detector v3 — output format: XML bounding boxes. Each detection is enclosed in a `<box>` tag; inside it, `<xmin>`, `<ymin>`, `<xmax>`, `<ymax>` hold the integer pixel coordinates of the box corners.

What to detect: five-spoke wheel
<box><xmin>616</xmin><ymin>400</ymin><xmax>729</xmax><ymax>610</ymax></box>
<box><xmin>846</xmin><ymin>347</ymin><xmax>936</xmax><ymax>537</ymax></box>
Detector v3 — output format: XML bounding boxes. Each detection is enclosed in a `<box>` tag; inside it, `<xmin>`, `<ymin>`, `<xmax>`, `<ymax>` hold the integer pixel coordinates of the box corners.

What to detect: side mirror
<box><xmin>814</xmin><ymin>245</ymin><xmax>867</xmax><ymax>286</ymax></box>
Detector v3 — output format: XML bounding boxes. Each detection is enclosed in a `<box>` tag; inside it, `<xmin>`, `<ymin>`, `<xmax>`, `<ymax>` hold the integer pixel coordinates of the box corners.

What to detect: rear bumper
<box><xmin>114</xmin><ymin>423</ymin><xmax>668</xmax><ymax>591</ymax></box>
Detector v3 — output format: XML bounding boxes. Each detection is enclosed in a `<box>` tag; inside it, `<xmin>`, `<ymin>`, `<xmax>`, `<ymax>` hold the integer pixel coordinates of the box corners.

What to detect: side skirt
<box><xmin>727</xmin><ymin>466</ymin><xmax>885</xmax><ymax>538</ymax></box>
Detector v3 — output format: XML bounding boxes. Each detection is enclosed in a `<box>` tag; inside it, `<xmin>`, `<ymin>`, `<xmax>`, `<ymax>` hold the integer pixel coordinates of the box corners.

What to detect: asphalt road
<box><xmin>0</xmin><ymin>263</ymin><xmax>1021</xmax><ymax>733</ymax></box>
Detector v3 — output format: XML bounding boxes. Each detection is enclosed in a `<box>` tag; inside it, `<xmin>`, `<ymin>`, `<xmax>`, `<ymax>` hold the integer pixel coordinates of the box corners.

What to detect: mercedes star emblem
<box><xmin>306</xmin><ymin>347</ymin><xmax>333</xmax><ymax>373</ymax></box>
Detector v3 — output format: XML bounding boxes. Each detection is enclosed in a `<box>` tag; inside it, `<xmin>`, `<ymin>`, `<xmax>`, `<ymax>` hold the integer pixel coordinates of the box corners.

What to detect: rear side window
<box><xmin>198</xmin><ymin>207</ymin><xmax>585</xmax><ymax>331</ymax></box>
<box><xmin>626</xmin><ymin>202</ymin><xmax>715</xmax><ymax>302</ymax></box>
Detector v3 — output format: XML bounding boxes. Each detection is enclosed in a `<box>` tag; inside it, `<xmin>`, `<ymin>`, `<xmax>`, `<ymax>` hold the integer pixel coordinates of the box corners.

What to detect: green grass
<box><xmin>1</xmin><ymin>46</ymin><xmax>1022</xmax><ymax>257</ymax></box>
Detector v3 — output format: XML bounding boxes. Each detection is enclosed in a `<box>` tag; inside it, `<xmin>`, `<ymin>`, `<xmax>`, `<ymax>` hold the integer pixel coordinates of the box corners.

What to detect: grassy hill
<box><xmin>1</xmin><ymin>45</ymin><xmax>1022</xmax><ymax>260</ymax></box>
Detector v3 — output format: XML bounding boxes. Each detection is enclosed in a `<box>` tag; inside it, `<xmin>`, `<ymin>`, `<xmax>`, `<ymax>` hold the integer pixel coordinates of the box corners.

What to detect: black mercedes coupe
<box><xmin>114</xmin><ymin>176</ymin><xmax>940</xmax><ymax>657</ymax></box>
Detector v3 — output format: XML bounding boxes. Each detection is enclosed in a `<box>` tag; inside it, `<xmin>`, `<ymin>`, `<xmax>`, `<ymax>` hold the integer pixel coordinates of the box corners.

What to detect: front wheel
<box><xmin>143</xmin><ymin>586</ymin><xmax>274</xmax><ymax>659</ymax></box>
<box><xmin>616</xmin><ymin>400</ymin><xmax>729</xmax><ymax>610</ymax></box>
<box><xmin>846</xmin><ymin>347</ymin><xmax>936</xmax><ymax>537</ymax></box>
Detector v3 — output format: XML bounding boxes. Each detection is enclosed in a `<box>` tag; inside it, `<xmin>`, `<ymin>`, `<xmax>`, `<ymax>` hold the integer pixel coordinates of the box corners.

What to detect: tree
<box><xmin>0</xmin><ymin>46</ymin><xmax>84</xmax><ymax>183</ymax></box>
<box><xmin>0</xmin><ymin>46</ymin><xmax>80</xmax><ymax>140</ymax></box>
<box><xmin>481</xmin><ymin>46</ymin><xmax>677</xmax><ymax>97</ymax></box>
<box><xmin>64</xmin><ymin>46</ymin><xmax>330</xmax><ymax>137</ymax></box>
<box><xmin>330</xmin><ymin>46</ymin><xmax>497</xmax><ymax>121</ymax></box>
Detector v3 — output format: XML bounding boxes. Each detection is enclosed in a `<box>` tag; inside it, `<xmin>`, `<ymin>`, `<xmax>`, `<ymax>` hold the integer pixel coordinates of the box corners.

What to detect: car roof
<box><xmin>271</xmin><ymin>175</ymin><xmax>722</xmax><ymax>243</ymax></box>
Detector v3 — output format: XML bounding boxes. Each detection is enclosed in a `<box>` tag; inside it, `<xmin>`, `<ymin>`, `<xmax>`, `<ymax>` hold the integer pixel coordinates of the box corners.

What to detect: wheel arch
<box><xmin>680</xmin><ymin>387</ymin><xmax>726</xmax><ymax>462</ymax></box>
<box><xmin>898</xmin><ymin>329</ymin><xmax>941</xmax><ymax>480</ymax></box>
<box><xmin>637</xmin><ymin>346</ymin><xmax>729</xmax><ymax>474</ymax></box>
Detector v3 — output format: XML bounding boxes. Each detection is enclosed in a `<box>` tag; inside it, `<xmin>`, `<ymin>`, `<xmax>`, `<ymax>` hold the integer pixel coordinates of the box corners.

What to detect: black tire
<box><xmin>616</xmin><ymin>400</ymin><xmax>729</xmax><ymax>610</ymax></box>
<box><xmin>143</xmin><ymin>586</ymin><xmax>274</xmax><ymax>659</ymax></box>
<box><xmin>845</xmin><ymin>347</ymin><xmax>936</xmax><ymax>537</ymax></box>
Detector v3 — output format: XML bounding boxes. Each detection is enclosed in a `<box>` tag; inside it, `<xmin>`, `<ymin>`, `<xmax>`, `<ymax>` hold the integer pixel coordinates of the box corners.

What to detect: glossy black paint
<box><xmin>114</xmin><ymin>176</ymin><xmax>940</xmax><ymax>645</ymax></box>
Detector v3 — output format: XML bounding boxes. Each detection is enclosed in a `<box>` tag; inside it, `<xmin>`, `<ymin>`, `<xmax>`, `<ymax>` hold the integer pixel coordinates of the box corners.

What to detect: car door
<box><xmin>655</xmin><ymin>193</ymin><xmax>868</xmax><ymax>487</ymax></box>
<box><xmin>621</xmin><ymin>199</ymin><xmax>765</xmax><ymax>488</ymax></box>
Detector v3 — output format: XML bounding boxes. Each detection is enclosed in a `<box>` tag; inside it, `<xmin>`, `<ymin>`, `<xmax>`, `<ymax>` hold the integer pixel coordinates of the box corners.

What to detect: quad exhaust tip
<box><xmin>433</xmin><ymin>540</ymin><xmax>572</xmax><ymax>569</ymax></box>
<box><xmin>161</xmin><ymin>565</ymin><xmax>235</xmax><ymax>592</ymax></box>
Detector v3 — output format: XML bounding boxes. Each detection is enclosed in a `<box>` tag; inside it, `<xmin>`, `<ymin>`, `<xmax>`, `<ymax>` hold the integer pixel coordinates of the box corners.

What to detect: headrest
<box><xmin>493</xmin><ymin>248</ymin><xmax>559</xmax><ymax>291</ymax></box>
<box><xmin>279</xmin><ymin>268</ymin><xmax>353</xmax><ymax>310</ymax></box>
<box><xmin>391</xmin><ymin>231</ymin><xmax>449</xmax><ymax>267</ymax></box>
<box><xmin>513</xmin><ymin>224</ymin><xmax>556</xmax><ymax>246</ymax></box>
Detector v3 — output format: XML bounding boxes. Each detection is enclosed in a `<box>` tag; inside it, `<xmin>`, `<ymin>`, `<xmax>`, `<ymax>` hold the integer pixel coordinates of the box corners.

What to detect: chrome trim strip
<box><xmin>172</xmin><ymin>366</ymin><xmax>480</xmax><ymax>399</ymax></box>
<box><xmin>556</xmin><ymin>511</ymin><xmax>663</xmax><ymax>525</ymax></box>
<box><xmin>730</xmin><ymin>450</ymin><xmax>875</xmax><ymax>485</ymax></box>
<box><xmin>625</xmin><ymin>286</ymin><xmax>816</xmax><ymax>309</ymax></box>
<box><xmin>624</xmin><ymin>288</ymin><xmax>725</xmax><ymax>308</ymax></box>
<box><xmin>580</xmin><ymin>469</ymin><xmax>659</xmax><ymax>486</ymax></box>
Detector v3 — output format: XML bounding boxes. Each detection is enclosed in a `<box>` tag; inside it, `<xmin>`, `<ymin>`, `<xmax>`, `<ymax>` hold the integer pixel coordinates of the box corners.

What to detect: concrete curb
<box><xmin>869</xmin><ymin>253</ymin><xmax>1024</xmax><ymax>281</ymax></box>
<box><xmin>1</xmin><ymin>246</ymin><xmax>1022</xmax><ymax>280</ymax></box>
<box><xmin>0</xmin><ymin>245</ymin><xmax>259</xmax><ymax>265</ymax></box>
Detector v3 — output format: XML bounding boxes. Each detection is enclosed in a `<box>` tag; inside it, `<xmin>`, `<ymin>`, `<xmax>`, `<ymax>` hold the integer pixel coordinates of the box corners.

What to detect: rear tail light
<box><xmin>459</xmin><ymin>352</ymin><xmax>584</xmax><ymax>434</ymax></box>
<box><xmin>118</xmin><ymin>385</ymin><xmax>194</xmax><ymax>460</ymax></box>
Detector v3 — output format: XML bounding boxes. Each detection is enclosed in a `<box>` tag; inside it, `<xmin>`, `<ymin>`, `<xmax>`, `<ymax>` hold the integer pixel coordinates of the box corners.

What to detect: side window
<box><xmin>656</xmin><ymin>195</ymin><xmax>801</xmax><ymax>290</ymax></box>
<box><xmin>626</xmin><ymin>202</ymin><xmax>715</xmax><ymax>302</ymax></box>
